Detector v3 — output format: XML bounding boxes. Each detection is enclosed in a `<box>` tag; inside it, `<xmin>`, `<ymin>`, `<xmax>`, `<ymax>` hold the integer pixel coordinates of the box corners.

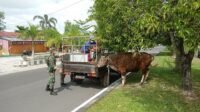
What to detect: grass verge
<box><xmin>87</xmin><ymin>55</ymin><xmax>200</xmax><ymax>112</ymax></box>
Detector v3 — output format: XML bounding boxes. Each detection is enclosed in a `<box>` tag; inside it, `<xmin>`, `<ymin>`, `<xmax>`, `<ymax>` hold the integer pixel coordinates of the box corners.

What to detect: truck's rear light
<box><xmin>88</xmin><ymin>73</ymin><xmax>96</xmax><ymax>77</ymax></box>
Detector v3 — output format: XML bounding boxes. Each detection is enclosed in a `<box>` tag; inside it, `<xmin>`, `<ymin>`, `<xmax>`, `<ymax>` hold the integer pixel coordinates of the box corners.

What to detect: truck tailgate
<box><xmin>63</xmin><ymin>62</ymin><xmax>98</xmax><ymax>74</ymax></box>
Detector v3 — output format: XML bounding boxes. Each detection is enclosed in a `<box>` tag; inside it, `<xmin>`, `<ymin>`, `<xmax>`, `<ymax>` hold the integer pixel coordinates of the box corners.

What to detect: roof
<box><xmin>0</xmin><ymin>37</ymin><xmax>45</xmax><ymax>42</ymax></box>
<box><xmin>0</xmin><ymin>32</ymin><xmax>20</xmax><ymax>37</ymax></box>
<box><xmin>0</xmin><ymin>37</ymin><xmax>23</xmax><ymax>41</ymax></box>
<box><xmin>0</xmin><ymin>31</ymin><xmax>45</xmax><ymax>42</ymax></box>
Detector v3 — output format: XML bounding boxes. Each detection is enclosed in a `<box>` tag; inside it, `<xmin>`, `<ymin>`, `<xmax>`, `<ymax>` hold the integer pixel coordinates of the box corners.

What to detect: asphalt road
<box><xmin>0</xmin><ymin>68</ymin><xmax>104</xmax><ymax>112</ymax></box>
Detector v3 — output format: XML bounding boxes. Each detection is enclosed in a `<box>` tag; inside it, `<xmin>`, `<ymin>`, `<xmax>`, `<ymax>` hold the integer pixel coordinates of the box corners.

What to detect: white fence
<box><xmin>14</xmin><ymin>53</ymin><xmax>50</xmax><ymax>67</ymax></box>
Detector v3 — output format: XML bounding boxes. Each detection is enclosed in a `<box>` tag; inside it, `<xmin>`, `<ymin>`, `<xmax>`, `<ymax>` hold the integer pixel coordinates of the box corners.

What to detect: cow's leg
<box><xmin>140</xmin><ymin>70</ymin><xmax>147</xmax><ymax>85</ymax></box>
<box><xmin>121</xmin><ymin>74</ymin><xmax>126</xmax><ymax>86</ymax></box>
<box><xmin>144</xmin><ymin>70</ymin><xmax>149</xmax><ymax>83</ymax></box>
<box><xmin>140</xmin><ymin>75</ymin><xmax>145</xmax><ymax>85</ymax></box>
<box><xmin>120</xmin><ymin>68</ymin><xmax>126</xmax><ymax>86</ymax></box>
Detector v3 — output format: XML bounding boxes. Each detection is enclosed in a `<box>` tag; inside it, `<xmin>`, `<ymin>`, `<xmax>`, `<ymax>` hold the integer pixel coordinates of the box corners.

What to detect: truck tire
<box><xmin>75</xmin><ymin>79</ymin><xmax>83</xmax><ymax>84</ymax></box>
<box><xmin>70</xmin><ymin>73</ymin><xmax>75</xmax><ymax>82</ymax></box>
<box><xmin>102</xmin><ymin>72</ymin><xmax>110</xmax><ymax>87</ymax></box>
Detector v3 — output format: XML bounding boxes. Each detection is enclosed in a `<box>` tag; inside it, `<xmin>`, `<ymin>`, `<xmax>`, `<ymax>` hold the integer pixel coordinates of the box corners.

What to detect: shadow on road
<box><xmin>54</xmin><ymin>83</ymin><xmax>73</xmax><ymax>93</ymax></box>
<box><xmin>54</xmin><ymin>73</ymin><xmax>121</xmax><ymax>94</ymax></box>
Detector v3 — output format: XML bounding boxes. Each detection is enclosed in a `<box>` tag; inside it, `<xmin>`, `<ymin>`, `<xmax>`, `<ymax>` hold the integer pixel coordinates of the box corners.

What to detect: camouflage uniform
<box><xmin>46</xmin><ymin>53</ymin><xmax>57</xmax><ymax>95</ymax></box>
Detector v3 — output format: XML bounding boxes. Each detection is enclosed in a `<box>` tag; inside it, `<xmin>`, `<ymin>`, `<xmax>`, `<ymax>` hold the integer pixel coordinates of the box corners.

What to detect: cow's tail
<box><xmin>151</xmin><ymin>55</ymin><xmax>154</xmax><ymax>61</ymax></box>
<box><xmin>150</xmin><ymin>55</ymin><xmax>158</xmax><ymax>67</ymax></box>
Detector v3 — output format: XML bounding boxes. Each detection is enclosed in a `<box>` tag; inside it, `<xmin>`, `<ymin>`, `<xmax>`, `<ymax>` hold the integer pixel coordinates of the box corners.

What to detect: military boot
<box><xmin>45</xmin><ymin>85</ymin><xmax>50</xmax><ymax>91</ymax></box>
<box><xmin>60</xmin><ymin>83</ymin><xmax>67</xmax><ymax>87</ymax></box>
<box><xmin>50</xmin><ymin>88</ymin><xmax>57</xmax><ymax>95</ymax></box>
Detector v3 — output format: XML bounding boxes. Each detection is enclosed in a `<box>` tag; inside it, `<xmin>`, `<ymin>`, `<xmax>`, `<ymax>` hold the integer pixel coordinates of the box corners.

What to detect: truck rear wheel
<box><xmin>75</xmin><ymin>79</ymin><xmax>83</xmax><ymax>84</ymax></box>
<box><xmin>101</xmin><ymin>72</ymin><xmax>110</xmax><ymax>87</ymax></box>
<box><xmin>70</xmin><ymin>73</ymin><xmax>75</xmax><ymax>82</ymax></box>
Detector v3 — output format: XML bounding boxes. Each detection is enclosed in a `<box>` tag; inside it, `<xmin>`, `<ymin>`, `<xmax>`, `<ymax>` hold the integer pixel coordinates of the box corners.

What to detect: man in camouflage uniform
<box><xmin>58</xmin><ymin>50</ymin><xmax>68</xmax><ymax>87</ymax></box>
<box><xmin>46</xmin><ymin>49</ymin><xmax>57</xmax><ymax>95</ymax></box>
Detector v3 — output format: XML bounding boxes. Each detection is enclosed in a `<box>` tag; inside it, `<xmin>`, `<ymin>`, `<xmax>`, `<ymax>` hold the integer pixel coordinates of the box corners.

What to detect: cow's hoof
<box><xmin>121</xmin><ymin>84</ymin><xmax>125</xmax><ymax>87</ymax></box>
<box><xmin>139</xmin><ymin>82</ymin><xmax>144</xmax><ymax>85</ymax></box>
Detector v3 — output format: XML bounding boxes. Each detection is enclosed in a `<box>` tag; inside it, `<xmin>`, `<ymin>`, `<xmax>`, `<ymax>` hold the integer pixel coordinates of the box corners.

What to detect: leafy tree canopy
<box><xmin>91</xmin><ymin>0</ymin><xmax>200</xmax><ymax>91</ymax></box>
<box><xmin>91</xmin><ymin>0</ymin><xmax>200</xmax><ymax>52</ymax></box>
<box><xmin>15</xmin><ymin>25</ymin><xmax>28</xmax><ymax>32</ymax></box>
<box><xmin>42</xmin><ymin>28</ymin><xmax>61</xmax><ymax>48</ymax></box>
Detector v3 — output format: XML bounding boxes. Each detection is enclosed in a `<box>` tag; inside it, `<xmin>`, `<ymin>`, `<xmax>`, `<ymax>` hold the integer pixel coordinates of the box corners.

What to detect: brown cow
<box><xmin>97</xmin><ymin>52</ymin><xmax>154</xmax><ymax>86</ymax></box>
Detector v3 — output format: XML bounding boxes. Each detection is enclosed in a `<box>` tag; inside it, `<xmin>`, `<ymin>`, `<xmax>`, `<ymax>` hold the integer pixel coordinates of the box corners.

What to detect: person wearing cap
<box><xmin>80</xmin><ymin>39</ymin><xmax>97</xmax><ymax>62</ymax></box>
<box><xmin>58</xmin><ymin>49</ymin><xmax>68</xmax><ymax>87</ymax></box>
<box><xmin>46</xmin><ymin>48</ymin><xmax>57</xmax><ymax>95</ymax></box>
<box><xmin>80</xmin><ymin>39</ymin><xmax>96</xmax><ymax>53</ymax></box>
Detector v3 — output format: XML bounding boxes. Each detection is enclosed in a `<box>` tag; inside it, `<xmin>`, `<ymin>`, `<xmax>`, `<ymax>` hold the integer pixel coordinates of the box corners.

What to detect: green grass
<box><xmin>87</xmin><ymin>55</ymin><xmax>200</xmax><ymax>112</ymax></box>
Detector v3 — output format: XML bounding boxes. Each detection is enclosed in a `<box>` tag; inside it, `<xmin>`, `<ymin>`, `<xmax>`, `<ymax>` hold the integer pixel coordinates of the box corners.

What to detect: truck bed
<box><xmin>62</xmin><ymin>61</ymin><xmax>98</xmax><ymax>75</ymax></box>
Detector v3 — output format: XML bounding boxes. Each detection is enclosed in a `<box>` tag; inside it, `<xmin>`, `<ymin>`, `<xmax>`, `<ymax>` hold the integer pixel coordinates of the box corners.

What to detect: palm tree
<box><xmin>15</xmin><ymin>25</ymin><xmax>28</xmax><ymax>32</ymax></box>
<box><xmin>33</xmin><ymin>14</ymin><xmax>57</xmax><ymax>29</ymax></box>
<box><xmin>19</xmin><ymin>24</ymin><xmax>40</xmax><ymax>57</ymax></box>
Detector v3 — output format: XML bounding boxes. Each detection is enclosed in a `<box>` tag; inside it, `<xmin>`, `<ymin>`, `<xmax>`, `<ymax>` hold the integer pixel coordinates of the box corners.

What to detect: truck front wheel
<box><xmin>101</xmin><ymin>72</ymin><xmax>110</xmax><ymax>87</ymax></box>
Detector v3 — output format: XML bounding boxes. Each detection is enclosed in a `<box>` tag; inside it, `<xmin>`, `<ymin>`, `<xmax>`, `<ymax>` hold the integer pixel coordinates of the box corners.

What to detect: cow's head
<box><xmin>97</xmin><ymin>55</ymin><xmax>109</xmax><ymax>67</ymax></box>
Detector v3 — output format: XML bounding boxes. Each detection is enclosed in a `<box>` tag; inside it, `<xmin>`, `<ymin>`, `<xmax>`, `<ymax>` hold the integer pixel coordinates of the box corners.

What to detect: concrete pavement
<box><xmin>0</xmin><ymin>56</ymin><xmax>47</xmax><ymax>76</ymax></box>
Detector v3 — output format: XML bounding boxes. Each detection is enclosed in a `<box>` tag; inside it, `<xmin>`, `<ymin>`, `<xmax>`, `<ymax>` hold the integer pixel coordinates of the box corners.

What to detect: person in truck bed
<box><xmin>80</xmin><ymin>39</ymin><xmax>96</xmax><ymax>53</ymax></box>
<box><xmin>80</xmin><ymin>39</ymin><xmax>96</xmax><ymax>62</ymax></box>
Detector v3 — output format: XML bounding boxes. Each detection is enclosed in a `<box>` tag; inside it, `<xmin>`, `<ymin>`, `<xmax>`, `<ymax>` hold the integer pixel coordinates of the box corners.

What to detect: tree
<box><xmin>91</xmin><ymin>0</ymin><xmax>200</xmax><ymax>91</ymax></box>
<box><xmin>64</xmin><ymin>20</ymin><xmax>92</xmax><ymax>36</ymax></box>
<box><xmin>0</xmin><ymin>11</ymin><xmax>6</xmax><ymax>31</ymax></box>
<box><xmin>137</xmin><ymin>0</ymin><xmax>200</xmax><ymax>91</ymax></box>
<box><xmin>15</xmin><ymin>25</ymin><xmax>28</xmax><ymax>32</ymax></box>
<box><xmin>42</xmin><ymin>28</ymin><xmax>62</xmax><ymax>48</ymax></box>
<box><xmin>160</xmin><ymin>0</ymin><xmax>200</xmax><ymax>91</ymax></box>
<box><xmin>33</xmin><ymin>14</ymin><xmax>57</xmax><ymax>29</ymax></box>
<box><xmin>64</xmin><ymin>20</ymin><xmax>82</xmax><ymax>36</ymax></box>
<box><xmin>63</xmin><ymin>20</ymin><xmax>94</xmax><ymax>50</ymax></box>
<box><xmin>91</xmin><ymin>0</ymin><xmax>157</xmax><ymax>52</ymax></box>
<box><xmin>19</xmin><ymin>24</ymin><xmax>40</xmax><ymax>57</ymax></box>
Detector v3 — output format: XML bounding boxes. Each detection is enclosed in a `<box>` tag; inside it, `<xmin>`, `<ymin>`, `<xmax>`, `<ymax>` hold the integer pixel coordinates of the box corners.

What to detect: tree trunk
<box><xmin>31</xmin><ymin>38</ymin><xmax>35</xmax><ymax>58</ymax></box>
<box><xmin>182</xmin><ymin>51</ymin><xmax>194</xmax><ymax>91</ymax></box>
<box><xmin>170</xmin><ymin>31</ymin><xmax>184</xmax><ymax>73</ymax></box>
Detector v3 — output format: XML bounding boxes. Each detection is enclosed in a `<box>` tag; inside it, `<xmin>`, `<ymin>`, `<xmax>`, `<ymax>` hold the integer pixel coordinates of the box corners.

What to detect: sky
<box><xmin>0</xmin><ymin>0</ymin><xmax>94</xmax><ymax>34</ymax></box>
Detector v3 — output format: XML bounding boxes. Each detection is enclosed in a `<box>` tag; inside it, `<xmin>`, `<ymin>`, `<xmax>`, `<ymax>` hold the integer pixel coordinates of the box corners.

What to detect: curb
<box><xmin>71</xmin><ymin>77</ymin><xmax>122</xmax><ymax>112</ymax></box>
<box><xmin>13</xmin><ymin>59</ymin><xmax>46</xmax><ymax>67</ymax></box>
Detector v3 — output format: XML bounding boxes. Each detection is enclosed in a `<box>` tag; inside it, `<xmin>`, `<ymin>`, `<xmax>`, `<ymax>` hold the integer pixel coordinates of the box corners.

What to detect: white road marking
<box><xmin>71</xmin><ymin>87</ymin><xmax>108</xmax><ymax>112</ymax></box>
<box><xmin>71</xmin><ymin>72</ymin><xmax>132</xmax><ymax>112</ymax></box>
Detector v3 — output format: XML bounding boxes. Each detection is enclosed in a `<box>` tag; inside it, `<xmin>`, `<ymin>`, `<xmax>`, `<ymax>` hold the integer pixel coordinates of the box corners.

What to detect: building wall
<box><xmin>0</xmin><ymin>39</ymin><xmax>9</xmax><ymax>50</ymax></box>
<box><xmin>9</xmin><ymin>44</ymin><xmax>48</xmax><ymax>54</ymax></box>
<box><xmin>0</xmin><ymin>39</ymin><xmax>9</xmax><ymax>55</ymax></box>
